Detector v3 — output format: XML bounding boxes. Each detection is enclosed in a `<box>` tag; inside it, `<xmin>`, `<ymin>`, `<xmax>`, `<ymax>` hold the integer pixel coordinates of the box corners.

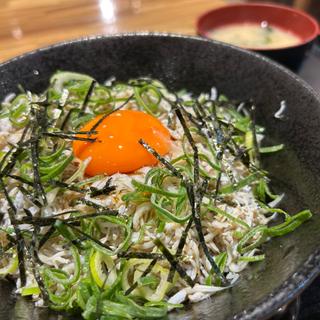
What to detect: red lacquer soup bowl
<box><xmin>197</xmin><ymin>2</ymin><xmax>319</xmax><ymax>69</ymax></box>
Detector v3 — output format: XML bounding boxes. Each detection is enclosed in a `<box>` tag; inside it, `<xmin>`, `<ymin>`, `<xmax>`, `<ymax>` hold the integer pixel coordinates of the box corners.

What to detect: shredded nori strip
<box><xmin>76</xmin><ymin>198</ymin><xmax>116</xmax><ymax>212</ymax></box>
<box><xmin>49</xmin><ymin>180</ymin><xmax>86</xmax><ymax>194</ymax></box>
<box><xmin>30</xmin><ymin>106</ymin><xmax>47</xmax><ymax>205</ymax></box>
<box><xmin>0</xmin><ymin>147</ymin><xmax>15</xmax><ymax>172</ymax></box>
<box><xmin>8</xmin><ymin>174</ymin><xmax>34</xmax><ymax>186</ymax></box>
<box><xmin>139</xmin><ymin>139</ymin><xmax>184</xmax><ymax>181</ymax></box>
<box><xmin>16</xmin><ymin>209</ymin><xmax>118</xmax><ymax>226</ymax></box>
<box><xmin>29</xmin><ymin>223</ymin><xmax>49</xmax><ymax>302</ymax></box>
<box><xmin>66</xmin><ymin>223</ymin><xmax>114</xmax><ymax>251</ymax></box>
<box><xmin>38</xmin><ymin>226</ymin><xmax>56</xmax><ymax>250</ymax></box>
<box><xmin>0</xmin><ymin>179</ymin><xmax>26</xmax><ymax>286</ymax></box>
<box><xmin>168</xmin><ymin>217</ymin><xmax>193</xmax><ymax>282</ymax></box>
<box><xmin>214</xmin><ymin>172</ymin><xmax>222</xmax><ymax>204</ymax></box>
<box><xmin>65</xmin><ymin>130</ymin><xmax>98</xmax><ymax>135</ymax></box>
<box><xmin>118</xmin><ymin>252</ymin><xmax>165</xmax><ymax>260</ymax></box>
<box><xmin>213</xmin><ymin>125</ymin><xmax>233</xmax><ymax>203</ymax></box>
<box><xmin>89</xmin><ymin>178</ymin><xmax>116</xmax><ymax>197</ymax></box>
<box><xmin>23</xmin><ymin>208</ymin><xmax>33</xmax><ymax>218</ymax></box>
<box><xmin>173</xmin><ymin>104</ymin><xmax>226</xmax><ymax>283</ymax></box>
<box><xmin>89</xmin><ymin>94</ymin><xmax>134</xmax><ymax>133</ymax></box>
<box><xmin>250</xmin><ymin>105</ymin><xmax>261</xmax><ymax>167</ymax></box>
<box><xmin>125</xmin><ymin>258</ymin><xmax>158</xmax><ymax>296</ymax></box>
<box><xmin>0</xmin><ymin>124</ymin><xmax>30</xmax><ymax>178</ymax></box>
<box><xmin>18</xmin><ymin>185</ymin><xmax>42</xmax><ymax>207</ymax></box>
<box><xmin>60</xmin><ymin>109</ymin><xmax>75</xmax><ymax>131</ymax></box>
<box><xmin>154</xmin><ymin>238</ymin><xmax>194</xmax><ymax>287</ymax></box>
<box><xmin>43</xmin><ymin>131</ymin><xmax>96</xmax><ymax>142</ymax></box>
<box><xmin>64</xmin><ymin>210</ymin><xmax>118</xmax><ymax>221</ymax></box>
<box><xmin>191</xmin><ymin>102</ymin><xmax>216</xmax><ymax>143</ymax></box>
<box><xmin>80</xmin><ymin>80</ymin><xmax>96</xmax><ymax>112</ymax></box>
<box><xmin>174</xmin><ymin>106</ymin><xmax>199</xmax><ymax>184</ymax></box>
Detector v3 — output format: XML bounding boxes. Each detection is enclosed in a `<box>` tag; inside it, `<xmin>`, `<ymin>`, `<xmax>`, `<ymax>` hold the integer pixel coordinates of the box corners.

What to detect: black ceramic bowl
<box><xmin>1</xmin><ymin>33</ymin><xmax>320</xmax><ymax>320</ymax></box>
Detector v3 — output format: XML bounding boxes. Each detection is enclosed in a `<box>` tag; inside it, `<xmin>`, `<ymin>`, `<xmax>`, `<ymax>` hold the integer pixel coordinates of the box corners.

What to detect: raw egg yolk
<box><xmin>73</xmin><ymin>110</ymin><xmax>171</xmax><ymax>176</ymax></box>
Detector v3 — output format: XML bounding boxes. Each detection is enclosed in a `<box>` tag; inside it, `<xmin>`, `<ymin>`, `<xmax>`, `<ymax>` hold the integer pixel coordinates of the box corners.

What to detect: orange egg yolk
<box><xmin>72</xmin><ymin>110</ymin><xmax>171</xmax><ymax>176</ymax></box>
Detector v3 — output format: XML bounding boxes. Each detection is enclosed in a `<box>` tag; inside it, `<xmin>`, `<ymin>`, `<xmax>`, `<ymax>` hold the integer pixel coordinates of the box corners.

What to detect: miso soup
<box><xmin>209</xmin><ymin>23</ymin><xmax>300</xmax><ymax>49</ymax></box>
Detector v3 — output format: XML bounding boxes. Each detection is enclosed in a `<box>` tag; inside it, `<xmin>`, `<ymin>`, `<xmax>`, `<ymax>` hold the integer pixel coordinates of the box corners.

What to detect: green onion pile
<box><xmin>0</xmin><ymin>71</ymin><xmax>312</xmax><ymax>319</ymax></box>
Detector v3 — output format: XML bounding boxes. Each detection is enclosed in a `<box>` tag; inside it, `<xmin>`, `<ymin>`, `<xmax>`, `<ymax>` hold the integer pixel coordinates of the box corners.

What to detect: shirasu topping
<box><xmin>0</xmin><ymin>72</ymin><xmax>312</xmax><ymax>319</ymax></box>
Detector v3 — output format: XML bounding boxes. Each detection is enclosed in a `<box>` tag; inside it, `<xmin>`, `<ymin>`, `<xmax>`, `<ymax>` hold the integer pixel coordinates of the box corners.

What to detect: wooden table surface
<box><xmin>1</xmin><ymin>0</ymin><xmax>317</xmax><ymax>63</ymax></box>
<box><xmin>0</xmin><ymin>0</ymin><xmax>229</xmax><ymax>62</ymax></box>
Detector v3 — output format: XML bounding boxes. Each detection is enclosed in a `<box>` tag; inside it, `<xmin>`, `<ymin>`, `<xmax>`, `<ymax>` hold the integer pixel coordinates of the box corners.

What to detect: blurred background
<box><xmin>0</xmin><ymin>0</ymin><xmax>319</xmax><ymax>62</ymax></box>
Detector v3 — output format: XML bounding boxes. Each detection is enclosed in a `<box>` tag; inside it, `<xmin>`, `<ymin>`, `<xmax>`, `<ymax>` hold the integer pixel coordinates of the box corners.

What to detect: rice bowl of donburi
<box><xmin>0</xmin><ymin>34</ymin><xmax>319</xmax><ymax>320</ymax></box>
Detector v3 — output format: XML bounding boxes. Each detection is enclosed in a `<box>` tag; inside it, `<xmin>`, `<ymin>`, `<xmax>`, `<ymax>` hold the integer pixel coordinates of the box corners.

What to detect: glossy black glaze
<box><xmin>256</xmin><ymin>41</ymin><xmax>314</xmax><ymax>71</ymax></box>
<box><xmin>1</xmin><ymin>34</ymin><xmax>320</xmax><ymax>320</ymax></box>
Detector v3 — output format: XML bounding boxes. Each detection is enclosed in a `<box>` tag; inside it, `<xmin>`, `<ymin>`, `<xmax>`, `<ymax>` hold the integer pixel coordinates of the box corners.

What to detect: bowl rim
<box><xmin>196</xmin><ymin>2</ymin><xmax>320</xmax><ymax>52</ymax></box>
<box><xmin>0</xmin><ymin>32</ymin><xmax>320</xmax><ymax>320</ymax></box>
